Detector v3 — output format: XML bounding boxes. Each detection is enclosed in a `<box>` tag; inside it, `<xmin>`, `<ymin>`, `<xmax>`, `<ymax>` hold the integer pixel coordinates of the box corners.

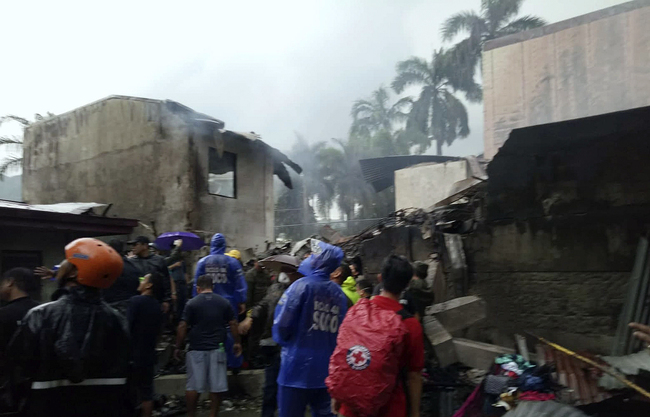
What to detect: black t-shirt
<box><xmin>0</xmin><ymin>296</ymin><xmax>38</xmax><ymax>354</ymax></box>
<box><xmin>127</xmin><ymin>295</ymin><xmax>162</xmax><ymax>367</ymax></box>
<box><xmin>103</xmin><ymin>257</ymin><xmax>141</xmax><ymax>304</ymax></box>
<box><xmin>182</xmin><ymin>292</ymin><xmax>234</xmax><ymax>351</ymax></box>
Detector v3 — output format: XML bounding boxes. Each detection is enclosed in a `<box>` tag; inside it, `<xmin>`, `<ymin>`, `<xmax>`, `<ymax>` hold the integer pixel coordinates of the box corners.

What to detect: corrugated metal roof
<box><xmin>0</xmin><ymin>200</ymin><xmax>137</xmax><ymax>235</ymax></box>
<box><xmin>360</xmin><ymin>155</ymin><xmax>463</xmax><ymax>192</ymax></box>
<box><xmin>503</xmin><ymin>400</ymin><xmax>587</xmax><ymax>417</ymax></box>
<box><xmin>0</xmin><ymin>200</ymin><xmax>108</xmax><ymax>215</ymax></box>
<box><xmin>538</xmin><ymin>345</ymin><xmax>613</xmax><ymax>406</ymax></box>
<box><xmin>599</xmin><ymin>351</ymin><xmax>650</xmax><ymax>390</ymax></box>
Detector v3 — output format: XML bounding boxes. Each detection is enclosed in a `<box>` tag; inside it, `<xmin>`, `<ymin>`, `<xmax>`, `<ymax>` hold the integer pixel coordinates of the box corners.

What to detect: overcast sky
<box><xmin>0</xmin><ymin>0</ymin><xmax>629</xmax><ymax>158</ymax></box>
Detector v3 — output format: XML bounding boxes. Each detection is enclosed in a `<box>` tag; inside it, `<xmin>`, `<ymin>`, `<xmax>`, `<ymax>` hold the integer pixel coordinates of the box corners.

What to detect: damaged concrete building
<box><xmin>483</xmin><ymin>0</ymin><xmax>650</xmax><ymax>159</ymax></box>
<box><xmin>21</xmin><ymin>96</ymin><xmax>301</xmax><ymax>250</ymax></box>
<box><xmin>467</xmin><ymin>105</ymin><xmax>650</xmax><ymax>353</ymax></box>
<box><xmin>351</xmin><ymin>105</ymin><xmax>650</xmax><ymax>359</ymax></box>
<box><xmin>349</xmin><ymin>1</ymin><xmax>650</xmax><ymax>357</ymax></box>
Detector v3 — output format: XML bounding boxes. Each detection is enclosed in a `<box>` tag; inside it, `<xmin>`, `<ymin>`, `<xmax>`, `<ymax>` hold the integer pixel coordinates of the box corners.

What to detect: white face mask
<box><xmin>278</xmin><ymin>272</ymin><xmax>290</xmax><ymax>284</ymax></box>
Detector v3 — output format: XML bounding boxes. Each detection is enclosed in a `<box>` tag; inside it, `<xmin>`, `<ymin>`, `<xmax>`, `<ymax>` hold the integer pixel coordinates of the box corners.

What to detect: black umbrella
<box><xmin>259</xmin><ymin>254</ymin><xmax>301</xmax><ymax>271</ymax></box>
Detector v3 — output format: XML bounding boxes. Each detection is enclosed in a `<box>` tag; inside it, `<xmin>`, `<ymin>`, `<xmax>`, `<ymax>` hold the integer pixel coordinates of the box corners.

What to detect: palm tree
<box><xmin>392</xmin><ymin>50</ymin><xmax>470</xmax><ymax>155</ymax></box>
<box><xmin>350</xmin><ymin>87</ymin><xmax>411</xmax><ymax>137</ymax></box>
<box><xmin>0</xmin><ymin>115</ymin><xmax>31</xmax><ymax>179</ymax></box>
<box><xmin>0</xmin><ymin>113</ymin><xmax>55</xmax><ymax>179</ymax></box>
<box><xmin>441</xmin><ymin>0</ymin><xmax>546</xmax><ymax>97</ymax></box>
<box><xmin>317</xmin><ymin>138</ymin><xmax>386</xmax><ymax>232</ymax></box>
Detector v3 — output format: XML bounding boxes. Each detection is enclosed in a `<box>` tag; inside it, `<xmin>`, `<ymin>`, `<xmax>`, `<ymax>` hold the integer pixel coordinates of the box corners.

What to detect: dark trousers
<box><xmin>278</xmin><ymin>386</ymin><xmax>334</xmax><ymax>417</ymax></box>
<box><xmin>262</xmin><ymin>346</ymin><xmax>281</xmax><ymax>417</ymax></box>
<box><xmin>174</xmin><ymin>280</ymin><xmax>188</xmax><ymax>320</ymax></box>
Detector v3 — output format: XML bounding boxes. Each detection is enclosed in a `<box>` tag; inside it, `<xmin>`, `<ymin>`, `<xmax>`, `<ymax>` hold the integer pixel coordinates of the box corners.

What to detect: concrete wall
<box><xmin>465</xmin><ymin>107</ymin><xmax>650</xmax><ymax>353</ymax></box>
<box><xmin>395</xmin><ymin>160</ymin><xmax>468</xmax><ymax>210</ymax></box>
<box><xmin>192</xmin><ymin>132</ymin><xmax>275</xmax><ymax>251</ymax></box>
<box><xmin>483</xmin><ymin>1</ymin><xmax>650</xmax><ymax>159</ymax></box>
<box><xmin>23</xmin><ymin>97</ymin><xmax>275</xmax><ymax>251</ymax></box>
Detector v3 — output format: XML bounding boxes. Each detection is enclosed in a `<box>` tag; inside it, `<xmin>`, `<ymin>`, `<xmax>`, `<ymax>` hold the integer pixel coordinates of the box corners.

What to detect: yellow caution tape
<box><xmin>532</xmin><ymin>334</ymin><xmax>650</xmax><ymax>400</ymax></box>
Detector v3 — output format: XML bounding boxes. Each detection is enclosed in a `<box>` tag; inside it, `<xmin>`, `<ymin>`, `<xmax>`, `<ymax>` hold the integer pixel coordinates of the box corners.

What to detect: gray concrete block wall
<box><xmin>467</xmin><ymin>107</ymin><xmax>650</xmax><ymax>353</ymax></box>
<box><xmin>483</xmin><ymin>4</ymin><xmax>650</xmax><ymax>159</ymax></box>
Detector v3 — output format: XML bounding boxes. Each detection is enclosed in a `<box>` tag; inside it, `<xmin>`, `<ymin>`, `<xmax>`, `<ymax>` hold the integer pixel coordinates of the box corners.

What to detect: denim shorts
<box><xmin>186</xmin><ymin>349</ymin><xmax>228</xmax><ymax>393</ymax></box>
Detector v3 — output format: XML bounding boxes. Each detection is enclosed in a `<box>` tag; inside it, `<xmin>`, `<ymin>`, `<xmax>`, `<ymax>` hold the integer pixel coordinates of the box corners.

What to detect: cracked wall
<box><xmin>23</xmin><ymin>97</ymin><xmax>274</xmax><ymax>251</ymax></box>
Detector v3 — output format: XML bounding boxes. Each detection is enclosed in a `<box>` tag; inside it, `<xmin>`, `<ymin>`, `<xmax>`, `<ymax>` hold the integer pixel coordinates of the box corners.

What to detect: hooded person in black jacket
<box><xmin>7</xmin><ymin>238</ymin><xmax>130</xmax><ymax>417</ymax></box>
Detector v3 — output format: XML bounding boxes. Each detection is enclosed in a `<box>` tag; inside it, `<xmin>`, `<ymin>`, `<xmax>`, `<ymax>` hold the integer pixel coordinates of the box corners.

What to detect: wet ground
<box><xmin>159</xmin><ymin>395</ymin><xmax>262</xmax><ymax>417</ymax></box>
<box><xmin>194</xmin><ymin>410</ymin><xmax>259</xmax><ymax>417</ymax></box>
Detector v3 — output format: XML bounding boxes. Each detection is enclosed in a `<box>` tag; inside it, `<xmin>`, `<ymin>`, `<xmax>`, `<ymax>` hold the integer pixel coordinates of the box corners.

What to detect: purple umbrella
<box><xmin>154</xmin><ymin>232</ymin><xmax>205</xmax><ymax>251</ymax></box>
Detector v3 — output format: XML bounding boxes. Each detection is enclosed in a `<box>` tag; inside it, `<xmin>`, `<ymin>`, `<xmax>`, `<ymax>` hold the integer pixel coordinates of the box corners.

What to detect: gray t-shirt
<box><xmin>182</xmin><ymin>292</ymin><xmax>234</xmax><ymax>351</ymax></box>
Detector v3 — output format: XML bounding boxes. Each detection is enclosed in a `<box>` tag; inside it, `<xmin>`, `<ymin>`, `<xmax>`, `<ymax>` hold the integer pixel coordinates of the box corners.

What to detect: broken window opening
<box><xmin>208</xmin><ymin>148</ymin><xmax>237</xmax><ymax>198</ymax></box>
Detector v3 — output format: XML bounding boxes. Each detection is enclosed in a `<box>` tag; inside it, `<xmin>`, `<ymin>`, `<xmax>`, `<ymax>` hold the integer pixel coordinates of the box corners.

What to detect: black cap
<box><xmin>127</xmin><ymin>236</ymin><xmax>150</xmax><ymax>245</ymax></box>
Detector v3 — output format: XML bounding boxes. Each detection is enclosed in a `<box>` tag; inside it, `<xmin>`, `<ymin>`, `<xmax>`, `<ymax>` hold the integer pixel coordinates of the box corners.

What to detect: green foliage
<box><xmin>0</xmin><ymin>113</ymin><xmax>55</xmax><ymax>179</ymax></box>
<box><xmin>440</xmin><ymin>0</ymin><xmax>546</xmax><ymax>99</ymax></box>
<box><xmin>392</xmin><ymin>50</ymin><xmax>471</xmax><ymax>155</ymax></box>
<box><xmin>0</xmin><ymin>115</ymin><xmax>30</xmax><ymax>180</ymax></box>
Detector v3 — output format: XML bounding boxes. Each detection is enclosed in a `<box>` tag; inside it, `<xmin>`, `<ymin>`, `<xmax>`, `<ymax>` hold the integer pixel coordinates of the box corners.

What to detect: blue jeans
<box><xmin>262</xmin><ymin>347</ymin><xmax>281</xmax><ymax>417</ymax></box>
<box><xmin>278</xmin><ymin>385</ymin><xmax>334</xmax><ymax>417</ymax></box>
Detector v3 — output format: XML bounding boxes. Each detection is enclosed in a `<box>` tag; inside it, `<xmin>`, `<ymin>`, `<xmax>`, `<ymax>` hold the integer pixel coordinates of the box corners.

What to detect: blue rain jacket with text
<box><xmin>193</xmin><ymin>233</ymin><xmax>246</xmax><ymax>368</ymax></box>
<box><xmin>193</xmin><ymin>233</ymin><xmax>247</xmax><ymax>312</ymax></box>
<box><xmin>273</xmin><ymin>240</ymin><xmax>348</xmax><ymax>389</ymax></box>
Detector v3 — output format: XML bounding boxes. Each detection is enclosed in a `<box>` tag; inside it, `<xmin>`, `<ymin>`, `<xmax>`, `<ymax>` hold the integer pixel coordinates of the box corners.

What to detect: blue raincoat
<box><xmin>273</xmin><ymin>241</ymin><xmax>348</xmax><ymax>389</ymax></box>
<box><xmin>193</xmin><ymin>233</ymin><xmax>247</xmax><ymax>310</ymax></box>
<box><xmin>193</xmin><ymin>233</ymin><xmax>247</xmax><ymax>368</ymax></box>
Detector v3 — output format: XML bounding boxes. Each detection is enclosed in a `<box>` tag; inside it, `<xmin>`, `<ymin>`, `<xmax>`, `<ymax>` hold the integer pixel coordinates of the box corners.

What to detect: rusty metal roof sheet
<box><xmin>538</xmin><ymin>345</ymin><xmax>614</xmax><ymax>406</ymax></box>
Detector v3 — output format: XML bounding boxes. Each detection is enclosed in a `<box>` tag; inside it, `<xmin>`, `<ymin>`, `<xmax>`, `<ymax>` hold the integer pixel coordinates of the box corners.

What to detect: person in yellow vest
<box><xmin>330</xmin><ymin>262</ymin><xmax>359</xmax><ymax>308</ymax></box>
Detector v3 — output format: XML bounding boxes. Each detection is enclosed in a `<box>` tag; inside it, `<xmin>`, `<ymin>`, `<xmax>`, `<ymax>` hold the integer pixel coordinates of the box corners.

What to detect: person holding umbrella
<box><xmin>239</xmin><ymin>255</ymin><xmax>302</xmax><ymax>417</ymax></box>
<box><xmin>153</xmin><ymin>231</ymin><xmax>206</xmax><ymax>319</ymax></box>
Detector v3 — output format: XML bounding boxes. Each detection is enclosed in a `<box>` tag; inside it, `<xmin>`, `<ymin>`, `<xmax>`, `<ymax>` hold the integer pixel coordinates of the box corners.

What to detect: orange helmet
<box><xmin>65</xmin><ymin>238</ymin><xmax>124</xmax><ymax>289</ymax></box>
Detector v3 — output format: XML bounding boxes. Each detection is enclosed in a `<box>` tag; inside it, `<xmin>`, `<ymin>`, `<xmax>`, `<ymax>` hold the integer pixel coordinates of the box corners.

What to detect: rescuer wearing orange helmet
<box><xmin>7</xmin><ymin>238</ymin><xmax>131</xmax><ymax>417</ymax></box>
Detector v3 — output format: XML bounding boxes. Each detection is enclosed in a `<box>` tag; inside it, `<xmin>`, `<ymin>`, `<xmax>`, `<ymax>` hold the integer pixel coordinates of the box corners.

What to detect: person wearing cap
<box><xmin>226</xmin><ymin>250</ymin><xmax>243</xmax><ymax>266</ymax></box>
<box><xmin>128</xmin><ymin>236</ymin><xmax>175</xmax><ymax>313</ymax></box>
<box><xmin>7</xmin><ymin>238</ymin><xmax>130</xmax><ymax>417</ymax></box>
